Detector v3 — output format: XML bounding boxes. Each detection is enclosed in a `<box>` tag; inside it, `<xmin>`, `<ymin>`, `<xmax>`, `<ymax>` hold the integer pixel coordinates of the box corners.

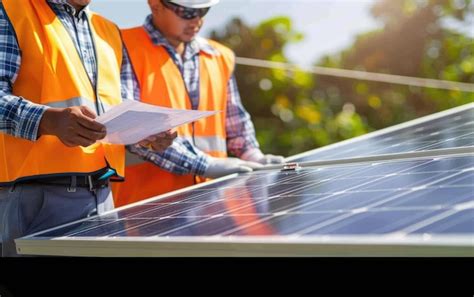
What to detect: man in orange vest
<box><xmin>113</xmin><ymin>0</ymin><xmax>285</xmax><ymax>207</ymax></box>
<box><xmin>0</xmin><ymin>0</ymin><xmax>176</xmax><ymax>257</ymax></box>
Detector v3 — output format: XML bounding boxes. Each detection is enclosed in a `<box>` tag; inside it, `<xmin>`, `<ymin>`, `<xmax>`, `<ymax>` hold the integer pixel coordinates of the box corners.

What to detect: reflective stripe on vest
<box><xmin>113</xmin><ymin>26</ymin><xmax>234</xmax><ymax>206</ymax></box>
<box><xmin>182</xmin><ymin>136</ymin><xmax>227</xmax><ymax>156</ymax></box>
<box><xmin>0</xmin><ymin>0</ymin><xmax>125</xmax><ymax>185</ymax></box>
<box><xmin>44</xmin><ymin>96</ymin><xmax>113</xmax><ymax>112</ymax></box>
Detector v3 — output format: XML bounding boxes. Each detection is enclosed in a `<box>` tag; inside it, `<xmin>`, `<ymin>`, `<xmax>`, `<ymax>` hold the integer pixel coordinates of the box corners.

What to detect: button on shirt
<box><xmin>0</xmin><ymin>0</ymin><xmax>139</xmax><ymax>141</ymax></box>
<box><xmin>128</xmin><ymin>15</ymin><xmax>260</xmax><ymax>176</ymax></box>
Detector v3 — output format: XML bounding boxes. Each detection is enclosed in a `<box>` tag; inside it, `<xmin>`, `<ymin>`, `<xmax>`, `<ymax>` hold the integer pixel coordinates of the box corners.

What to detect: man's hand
<box><xmin>240</xmin><ymin>148</ymin><xmax>285</xmax><ymax>165</ymax></box>
<box><xmin>38</xmin><ymin>106</ymin><xmax>106</xmax><ymax>147</ymax></box>
<box><xmin>138</xmin><ymin>130</ymin><xmax>177</xmax><ymax>153</ymax></box>
<box><xmin>203</xmin><ymin>157</ymin><xmax>263</xmax><ymax>179</ymax></box>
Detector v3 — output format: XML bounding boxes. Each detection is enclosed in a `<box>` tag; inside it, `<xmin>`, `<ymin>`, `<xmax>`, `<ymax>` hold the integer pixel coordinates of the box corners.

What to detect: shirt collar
<box><xmin>143</xmin><ymin>14</ymin><xmax>219</xmax><ymax>58</ymax></box>
<box><xmin>47</xmin><ymin>0</ymin><xmax>89</xmax><ymax>18</ymax></box>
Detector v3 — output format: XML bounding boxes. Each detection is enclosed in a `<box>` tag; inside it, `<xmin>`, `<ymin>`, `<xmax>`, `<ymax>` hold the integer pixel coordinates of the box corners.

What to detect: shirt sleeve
<box><xmin>225</xmin><ymin>74</ymin><xmax>260</xmax><ymax>157</ymax></box>
<box><xmin>120</xmin><ymin>43</ymin><xmax>140</xmax><ymax>101</ymax></box>
<box><xmin>127</xmin><ymin>137</ymin><xmax>210</xmax><ymax>176</ymax></box>
<box><xmin>0</xmin><ymin>6</ymin><xmax>48</xmax><ymax>141</ymax></box>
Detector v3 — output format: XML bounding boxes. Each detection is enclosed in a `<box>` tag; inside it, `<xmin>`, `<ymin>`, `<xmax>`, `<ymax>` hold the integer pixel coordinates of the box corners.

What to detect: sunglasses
<box><xmin>161</xmin><ymin>0</ymin><xmax>210</xmax><ymax>20</ymax></box>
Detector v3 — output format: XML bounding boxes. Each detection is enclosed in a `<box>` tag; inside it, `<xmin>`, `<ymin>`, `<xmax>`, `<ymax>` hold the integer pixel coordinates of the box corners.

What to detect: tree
<box><xmin>210</xmin><ymin>0</ymin><xmax>473</xmax><ymax>156</ymax></box>
<box><xmin>316</xmin><ymin>0</ymin><xmax>474</xmax><ymax>130</ymax></box>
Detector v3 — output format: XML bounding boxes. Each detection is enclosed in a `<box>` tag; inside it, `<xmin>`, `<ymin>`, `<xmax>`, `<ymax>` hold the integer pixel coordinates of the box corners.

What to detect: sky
<box><xmin>90</xmin><ymin>0</ymin><xmax>380</xmax><ymax>66</ymax></box>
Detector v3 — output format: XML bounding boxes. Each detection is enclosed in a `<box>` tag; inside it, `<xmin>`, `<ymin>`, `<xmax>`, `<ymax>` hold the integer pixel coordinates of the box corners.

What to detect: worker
<box><xmin>112</xmin><ymin>0</ymin><xmax>285</xmax><ymax>207</ymax></box>
<box><xmin>0</xmin><ymin>0</ymin><xmax>176</xmax><ymax>257</ymax></box>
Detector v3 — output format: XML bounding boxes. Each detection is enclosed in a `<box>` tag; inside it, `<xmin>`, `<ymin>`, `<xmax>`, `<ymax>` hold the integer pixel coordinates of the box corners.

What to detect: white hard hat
<box><xmin>168</xmin><ymin>0</ymin><xmax>220</xmax><ymax>9</ymax></box>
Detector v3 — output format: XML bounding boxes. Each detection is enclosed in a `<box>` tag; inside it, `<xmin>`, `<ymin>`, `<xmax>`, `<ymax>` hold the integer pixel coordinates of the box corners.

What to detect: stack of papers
<box><xmin>96</xmin><ymin>100</ymin><xmax>219</xmax><ymax>145</ymax></box>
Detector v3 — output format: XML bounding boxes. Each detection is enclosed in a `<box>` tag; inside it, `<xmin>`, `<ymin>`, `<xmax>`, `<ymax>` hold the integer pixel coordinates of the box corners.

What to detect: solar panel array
<box><xmin>16</xmin><ymin>103</ymin><xmax>474</xmax><ymax>256</ymax></box>
<box><xmin>289</xmin><ymin>104</ymin><xmax>474</xmax><ymax>162</ymax></box>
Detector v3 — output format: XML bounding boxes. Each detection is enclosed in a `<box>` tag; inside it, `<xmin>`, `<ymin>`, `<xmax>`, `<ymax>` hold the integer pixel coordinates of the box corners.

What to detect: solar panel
<box><xmin>288</xmin><ymin>103</ymin><xmax>474</xmax><ymax>162</ymax></box>
<box><xmin>15</xmin><ymin>103</ymin><xmax>474</xmax><ymax>256</ymax></box>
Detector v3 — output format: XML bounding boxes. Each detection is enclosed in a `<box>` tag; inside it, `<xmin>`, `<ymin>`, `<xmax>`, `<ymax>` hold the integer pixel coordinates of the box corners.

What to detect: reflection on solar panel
<box><xmin>288</xmin><ymin>103</ymin><xmax>474</xmax><ymax>162</ymax></box>
<box><xmin>16</xmin><ymin>103</ymin><xmax>474</xmax><ymax>256</ymax></box>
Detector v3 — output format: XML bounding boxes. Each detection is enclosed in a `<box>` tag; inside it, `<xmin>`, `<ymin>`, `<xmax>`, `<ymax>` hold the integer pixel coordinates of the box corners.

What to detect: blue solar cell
<box><xmin>226</xmin><ymin>213</ymin><xmax>340</xmax><ymax>236</ymax></box>
<box><xmin>412</xmin><ymin>209</ymin><xmax>474</xmax><ymax>234</ymax></box>
<box><xmin>292</xmin><ymin>190</ymin><xmax>401</xmax><ymax>212</ymax></box>
<box><xmin>441</xmin><ymin>170</ymin><xmax>474</xmax><ymax>186</ymax></box>
<box><xmin>377</xmin><ymin>187</ymin><xmax>474</xmax><ymax>208</ymax></box>
<box><xmin>291</xmin><ymin>107</ymin><xmax>473</xmax><ymax>162</ymax></box>
<box><xmin>304</xmin><ymin>209</ymin><xmax>444</xmax><ymax>235</ymax></box>
<box><xmin>111</xmin><ymin>218</ymin><xmax>189</xmax><ymax>237</ymax></box>
<box><xmin>164</xmin><ymin>214</ymin><xmax>274</xmax><ymax>236</ymax></box>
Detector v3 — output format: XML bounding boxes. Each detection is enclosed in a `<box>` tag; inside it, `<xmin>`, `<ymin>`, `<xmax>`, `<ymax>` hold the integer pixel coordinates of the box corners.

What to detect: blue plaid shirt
<box><xmin>128</xmin><ymin>15</ymin><xmax>259</xmax><ymax>176</ymax></box>
<box><xmin>0</xmin><ymin>0</ymin><xmax>139</xmax><ymax>141</ymax></box>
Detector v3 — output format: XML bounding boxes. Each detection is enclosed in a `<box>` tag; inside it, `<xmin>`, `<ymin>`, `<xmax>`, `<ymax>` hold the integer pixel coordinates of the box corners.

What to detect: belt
<box><xmin>19</xmin><ymin>174</ymin><xmax>109</xmax><ymax>192</ymax></box>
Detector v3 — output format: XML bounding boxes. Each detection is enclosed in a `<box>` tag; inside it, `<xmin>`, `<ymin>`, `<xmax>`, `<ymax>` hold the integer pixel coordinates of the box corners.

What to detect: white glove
<box><xmin>203</xmin><ymin>157</ymin><xmax>263</xmax><ymax>179</ymax></box>
<box><xmin>240</xmin><ymin>148</ymin><xmax>285</xmax><ymax>165</ymax></box>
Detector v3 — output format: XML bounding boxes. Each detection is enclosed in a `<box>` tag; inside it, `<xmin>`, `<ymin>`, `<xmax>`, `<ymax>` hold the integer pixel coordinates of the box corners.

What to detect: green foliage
<box><xmin>210</xmin><ymin>0</ymin><xmax>473</xmax><ymax>157</ymax></box>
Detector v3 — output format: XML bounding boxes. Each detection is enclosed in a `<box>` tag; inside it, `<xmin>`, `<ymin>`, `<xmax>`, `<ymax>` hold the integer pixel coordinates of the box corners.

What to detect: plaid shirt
<box><xmin>128</xmin><ymin>15</ymin><xmax>259</xmax><ymax>175</ymax></box>
<box><xmin>0</xmin><ymin>0</ymin><xmax>139</xmax><ymax>141</ymax></box>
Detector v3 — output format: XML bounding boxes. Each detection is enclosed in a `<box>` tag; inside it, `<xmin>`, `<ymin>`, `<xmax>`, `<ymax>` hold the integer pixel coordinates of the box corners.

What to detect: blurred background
<box><xmin>92</xmin><ymin>0</ymin><xmax>474</xmax><ymax>157</ymax></box>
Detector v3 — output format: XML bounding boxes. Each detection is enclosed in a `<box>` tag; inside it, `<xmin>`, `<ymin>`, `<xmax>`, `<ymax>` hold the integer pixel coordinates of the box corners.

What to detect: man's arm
<box><xmin>0</xmin><ymin>7</ymin><xmax>109</xmax><ymax>145</ymax></box>
<box><xmin>225</xmin><ymin>75</ymin><xmax>260</xmax><ymax>157</ymax></box>
<box><xmin>0</xmin><ymin>6</ymin><xmax>48</xmax><ymax>141</ymax></box>
<box><xmin>127</xmin><ymin>137</ymin><xmax>209</xmax><ymax>175</ymax></box>
<box><xmin>225</xmin><ymin>74</ymin><xmax>285</xmax><ymax>164</ymax></box>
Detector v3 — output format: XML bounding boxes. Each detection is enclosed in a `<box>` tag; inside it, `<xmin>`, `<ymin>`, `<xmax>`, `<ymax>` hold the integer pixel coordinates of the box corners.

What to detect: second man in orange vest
<box><xmin>113</xmin><ymin>0</ymin><xmax>285</xmax><ymax>207</ymax></box>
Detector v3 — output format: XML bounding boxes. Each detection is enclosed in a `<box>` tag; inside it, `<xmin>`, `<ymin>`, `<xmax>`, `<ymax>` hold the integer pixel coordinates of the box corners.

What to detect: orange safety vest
<box><xmin>0</xmin><ymin>0</ymin><xmax>125</xmax><ymax>185</ymax></box>
<box><xmin>113</xmin><ymin>26</ymin><xmax>234</xmax><ymax>207</ymax></box>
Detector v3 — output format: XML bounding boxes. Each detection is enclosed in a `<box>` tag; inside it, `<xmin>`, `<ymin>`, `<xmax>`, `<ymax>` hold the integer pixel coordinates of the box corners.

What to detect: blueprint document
<box><xmin>96</xmin><ymin>100</ymin><xmax>219</xmax><ymax>145</ymax></box>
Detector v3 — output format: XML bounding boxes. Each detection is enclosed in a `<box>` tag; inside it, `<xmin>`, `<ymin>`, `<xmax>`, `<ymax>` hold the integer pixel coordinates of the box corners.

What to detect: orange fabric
<box><xmin>222</xmin><ymin>187</ymin><xmax>275</xmax><ymax>235</ymax></box>
<box><xmin>113</xmin><ymin>27</ymin><xmax>234</xmax><ymax>207</ymax></box>
<box><xmin>112</xmin><ymin>163</ymin><xmax>195</xmax><ymax>206</ymax></box>
<box><xmin>0</xmin><ymin>0</ymin><xmax>125</xmax><ymax>184</ymax></box>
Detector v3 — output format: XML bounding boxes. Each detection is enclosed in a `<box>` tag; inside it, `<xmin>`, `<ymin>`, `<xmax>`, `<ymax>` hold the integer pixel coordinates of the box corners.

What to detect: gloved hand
<box><xmin>240</xmin><ymin>148</ymin><xmax>285</xmax><ymax>165</ymax></box>
<box><xmin>203</xmin><ymin>157</ymin><xmax>263</xmax><ymax>179</ymax></box>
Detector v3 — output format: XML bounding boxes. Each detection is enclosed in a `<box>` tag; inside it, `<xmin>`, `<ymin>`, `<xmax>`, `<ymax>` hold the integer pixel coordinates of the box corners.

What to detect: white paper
<box><xmin>96</xmin><ymin>100</ymin><xmax>219</xmax><ymax>145</ymax></box>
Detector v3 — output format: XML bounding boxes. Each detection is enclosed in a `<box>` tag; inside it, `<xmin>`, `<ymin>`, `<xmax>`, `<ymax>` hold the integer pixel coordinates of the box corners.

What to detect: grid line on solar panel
<box><xmin>289</xmin><ymin>105</ymin><xmax>473</xmax><ymax>162</ymax></box>
<box><xmin>412</xmin><ymin>209</ymin><xmax>474</xmax><ymax>234</ymax></box>
<box><xmin>396</xmin><ymin>201</ymin><xmax>474</xmax><ymax>235</ymax></box>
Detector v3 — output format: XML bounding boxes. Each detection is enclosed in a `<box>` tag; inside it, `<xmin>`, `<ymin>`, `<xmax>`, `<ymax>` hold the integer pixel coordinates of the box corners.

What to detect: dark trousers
<box><xmin>0</xmin><ymin>184</ymin><xmax>114</xmax><ymax>257</ymax></box>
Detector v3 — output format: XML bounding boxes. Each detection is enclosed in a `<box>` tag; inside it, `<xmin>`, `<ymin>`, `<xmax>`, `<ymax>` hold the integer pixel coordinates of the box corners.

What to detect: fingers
<box><xmin>80</xmin><ymin>106</ymin><xmax>98</xmax><ymax>119</ymax></box>
<box><xmin>150</xmin><ymin>137</ymin><xmax>174</xmax><ymax>152</ymax></box>
<box><xmin>236</xmin><ymin>166</ymin><xmax>253</xmax><ymax>174</ymax></box>
<box><xmin>76</xmin><ymin>114</ymin><xmax>106</xmax><ymax>134</ymax></box>
<box><xmin>138</xmin><ymin>139</ymin><xmax>151</xmax><ymax>148</ymax></box>
<box><xmin>138</xmin><ymin>138</ymin><xmax>174</xmax><ymax>152</ymax></box>
<box><xmin>76</xmin><ymin>127</ymin><xmax>106</xmax><ymax>143</ymax></box>
<box><xmin>147</xmin><ymin>130</ymin><xmax>178</xmax><ymax>140</ymax></box>
<box><xmin>167</xmin><ymin>131</ymin><xmax>178</xmax><ymax>139</ymax></box>
<box><xmin>43</xmin><ymin>106</ymin><xmax>106</xmax><ymax>147</ymax></box>
<box><xmin>266</xmin><ymin>154</ymin><xmax>285</xmax><ymax>164</ymax></box>
<box><xmin>241</xmin><ymin>160</ymin><xmax>264</xmax><ymax>169</ymax></box>
<box><xmin>73</xmin><ymin>106</ymin><xmax>106</xmax><ymax>142</ymax></box>
<box><xmin>60</xmin><ymin>134</ymin><xmax>97</xmax><ymax>147</ymax></box>
<box><xmin>74</xmin><ymin>135</ymin><xmax>97</xmax><ymax>147</ymax></box>
<box><xmin>138</xmin><ymin>130</ymin><xmax>177</xmax><ymax>151</ymax></box>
